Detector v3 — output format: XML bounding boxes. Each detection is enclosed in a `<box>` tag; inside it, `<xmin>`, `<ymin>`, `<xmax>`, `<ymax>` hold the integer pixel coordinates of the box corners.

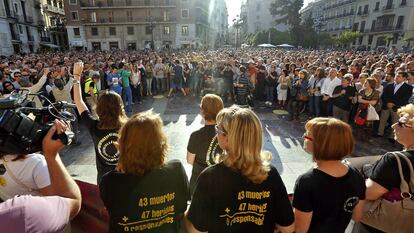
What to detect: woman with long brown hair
<box><xmin>73</xmin><ymin>62</ymin><xmax>127</xmax><ymax>184</ymax></box>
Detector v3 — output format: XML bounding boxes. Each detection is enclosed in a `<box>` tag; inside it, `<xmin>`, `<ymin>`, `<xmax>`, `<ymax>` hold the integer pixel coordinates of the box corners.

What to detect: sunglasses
<box><xmin>215</xmin><ymin>125</ymin><xmax>226</xmax><ymax>136</ymax></box>
<box><xmin>303</xmin><ymin>133</ymin><xmax>313</xmax><ymax>141</ymax></box>
<box><xmin>397</xmin><ymin>121</ymin><xmax>412</xmax><ymax>128</ymax></box>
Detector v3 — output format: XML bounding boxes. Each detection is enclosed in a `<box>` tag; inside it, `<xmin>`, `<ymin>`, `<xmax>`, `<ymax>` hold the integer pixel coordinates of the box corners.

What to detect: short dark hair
<box><xmin>397</xmin><ymin>71</ymin><xmax>409</xmax><ymax>79</ymax></box>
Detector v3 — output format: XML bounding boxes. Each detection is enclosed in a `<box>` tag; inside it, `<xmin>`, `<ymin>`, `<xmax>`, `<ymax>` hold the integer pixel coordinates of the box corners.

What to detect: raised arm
<box><xmin>72</xmin><ymin>62</ymin><xmax>88</xmax><ymax>114</ymax></box>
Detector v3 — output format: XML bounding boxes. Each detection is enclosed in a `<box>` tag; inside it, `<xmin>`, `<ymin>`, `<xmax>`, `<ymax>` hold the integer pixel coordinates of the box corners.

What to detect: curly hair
<box><xmin>118</xmin><ymin>110</ymin><xmax>168</xmax><ymax>176</ymax></box>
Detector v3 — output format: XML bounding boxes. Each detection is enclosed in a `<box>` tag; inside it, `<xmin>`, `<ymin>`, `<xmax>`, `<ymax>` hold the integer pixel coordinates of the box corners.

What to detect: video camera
<box><xmin>0</xmin><ymin>90</ymin><xmax>75</xmax><ymax>155</ymax></box>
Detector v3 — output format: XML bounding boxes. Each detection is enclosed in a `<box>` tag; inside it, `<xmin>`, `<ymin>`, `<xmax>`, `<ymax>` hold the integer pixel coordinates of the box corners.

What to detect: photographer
<box><xmin>0</xmin><ymin>120</ymin><xmax>81</xmax><ymax>232</ymax></box>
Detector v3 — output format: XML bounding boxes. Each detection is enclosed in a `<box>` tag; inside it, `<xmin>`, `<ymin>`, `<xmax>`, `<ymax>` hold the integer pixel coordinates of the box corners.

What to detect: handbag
<box><xmin>296</xmin><ymin>95</ymin><xmax>309</xmax><ymax>102</ymax></box>
<box><xmin>361</xmin><ymin>152</ymin><xmax>414</xmax><ymax>233</ymax></box>
<box><xmin>366</xmin><ymin>104</ymin><xmax>379</xmax><ymax>121</ymax></box>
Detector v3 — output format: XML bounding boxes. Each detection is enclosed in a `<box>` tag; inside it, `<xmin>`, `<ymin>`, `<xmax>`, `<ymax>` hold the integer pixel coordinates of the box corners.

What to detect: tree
<box><xmin>335</xmin><ymin>31</ymin><xmax>362</xmax><ymax>48</ymax></box>
<box><xmin>317</xmin><ymin>33</ymin><xmax>335</xmax><ymax>48</ymax></box>
<box><xmin>270</xmin><ymin>0</ymin><xmax>304</xmax><ymax>45</ymax></box>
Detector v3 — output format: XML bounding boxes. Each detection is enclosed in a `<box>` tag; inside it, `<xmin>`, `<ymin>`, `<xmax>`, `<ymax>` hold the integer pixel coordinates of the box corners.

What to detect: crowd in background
<box><xmin>1</xmin><ymin>48</ymin><xmax>414</xmax><ymax>232</ymax></box>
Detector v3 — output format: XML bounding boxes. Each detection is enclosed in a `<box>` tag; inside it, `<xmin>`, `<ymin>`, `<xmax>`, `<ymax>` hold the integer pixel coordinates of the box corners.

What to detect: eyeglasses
<box><xmin>215</xmin><ymin>125</ymin><xmax>226</xmax><ymax>136</ymax></box>
<box><xmin>303</xmin><ymin>133</ymin><xmax>313</xmax><ymax>141</ymax></box>
<box><xmin>397</xmin><ymin>121</ymin><xmax>413</xmax><ymax>128</ymax></box>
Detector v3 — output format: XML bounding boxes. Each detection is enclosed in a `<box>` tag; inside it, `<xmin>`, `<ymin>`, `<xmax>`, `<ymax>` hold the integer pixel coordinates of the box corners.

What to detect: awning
<box><xmin>40</xmin><ymin>43</ymin><xmax>60</xmax><ymax>48</ymax></box>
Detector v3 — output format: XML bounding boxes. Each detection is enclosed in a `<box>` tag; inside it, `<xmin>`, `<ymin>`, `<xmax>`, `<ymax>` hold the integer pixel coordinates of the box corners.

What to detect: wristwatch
<box><xmin>73</xmin><ymin>80</ymin><xmax>80</xmax><ymax>85</ymax></box>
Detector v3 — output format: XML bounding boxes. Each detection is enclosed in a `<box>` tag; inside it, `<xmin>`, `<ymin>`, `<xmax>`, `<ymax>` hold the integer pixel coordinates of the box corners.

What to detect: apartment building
<box><xmin>353</xmin><ymin>0</ymin><xmax>414</xmax><ymax>49</ymax></box>
<box><xmin>243</xmin><ymin>0</ymin><xmax>288</xmax><ymax>34</ymax></box>
<box><xmin>320</xmin><ymin>0</ymin><xmax>357</xmax><ymax>37</ymax></box>
<box><xmin>64</xmin><ymin>0</ymin><xmax>228</xmax><ymax>50</ymax></box>
<box><xmin>300</xmin><ymin>0</ymin><xmax>324</xmax><ymax>33</ymax></box>
<box><xmin>39</xmin><ymin>0</ymin><xmax>69</xmax><ymax>50</ymax></box>
<box><xmin>305</xmin><ymin>0</ymin><xmax>414</xmax><ymax>49</ymax></box>
<box><xmin>0</xmin><ymin>0</ymin><xmax>42</xmax><ymax>55</ymax></box>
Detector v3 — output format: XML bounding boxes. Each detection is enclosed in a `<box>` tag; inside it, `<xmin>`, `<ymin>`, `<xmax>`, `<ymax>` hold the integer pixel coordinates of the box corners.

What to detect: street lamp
<box><xmin>232</xmin><ymin>16</ymin><xmax>244</xmax><ymax>50</ymax></box>
<box><xmin>147</xmin><ymin>16</ymin><xmax>156</xmax><ymax>50</ymax></box>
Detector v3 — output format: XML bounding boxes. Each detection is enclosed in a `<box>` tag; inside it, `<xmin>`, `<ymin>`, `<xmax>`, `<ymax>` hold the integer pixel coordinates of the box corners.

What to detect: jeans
<box><xmin>122</xmin><ymin>86</ymin><xmax>133</xmax><ymax>112</ymax></box>
<box><xmin>191</xmin><ymin>77</ymin><xmax>200</xmax><ymax>96</ymax></box>
<box><xmin>131</xmin><ymin>84</ymin><xmax>141</xmax><ymax>102</ymax></box>
<box><xmin>146</xmin><ymin>78</ymin><xmax>153</xmax><ymax>95</ymax></box>
<box><xmin>155</xmin><ymin>77</ymin><xmax>163</xmax><ymax>94</ymax></box>
<box><xmin>265</xmin><ymin>85</ymin><xmax>275</xmax><ymax>102</ymax></box>
<box><xmin>309</xmin><ymin>96</ymin><xmax>322</xmax><ymax>117</ymax></box>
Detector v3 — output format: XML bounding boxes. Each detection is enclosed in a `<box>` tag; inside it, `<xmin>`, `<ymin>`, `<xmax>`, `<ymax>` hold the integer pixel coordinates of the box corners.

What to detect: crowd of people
<box><xmin>0</xmin><ymin>47</ymin><xmax>414</xmax><ymax>233</ymax></box>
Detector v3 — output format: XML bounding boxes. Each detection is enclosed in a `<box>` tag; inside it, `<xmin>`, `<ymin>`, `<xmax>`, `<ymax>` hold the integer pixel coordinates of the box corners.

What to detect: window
<box><xmin>108</xmin><ymin>11</ymin><xmax>113</xmax><ymax>22</ymax></box>
<box><xmin>368</xmin><ymin>35</ymin><xmax>373</xmax><ymax>44</ymax></box>
<box><xmin>145</xmin><ymin>26</ymin><xmax>152</xmax><ymax>34</ymax></box>
<box><xmin>19</xmin><ymin>25</ymin><xmax>23</xmax><ymax>34</ymax></box>
<box><xmin>91</xmin><ymin>12</ymin><xmax>97</xmax><ymax>23</ymax></box>
<box><xmin>163</xmin><ymin>10</ymin><xmax>169</xmax><ymax>21</ymax></box>
<box><xmin>109</xmin><ymin>42</ymin><xmax>119</xmax><ymax>50</ymax></box>
<box><xmin>91</xmin><ymin>27</ymin><xmax>98</xmax><ymax>36</ymax></box>
<box><xmin>256</xmin><ymin>3</ymin><xmax>260</xmax><ymax>11</ymax></box>
<box><xmin>182</xmin><ymin>25</ymin><xmax>188</xmax><ymax>35</ymax></box>
<box><xmin>396</xmin><ymin>16</ymin><xmax>404</xmax><ymax>29</ymax></box>
<box><xmin>181</xmin><ymin>9</ymin><xmax>189</xmax><ymax>19</ymax></box>
<box><xmin>69</xmin><ymin>0</ymin><xmax>77</xmax><ymax>5</ymax></box>
<box><xmin>126</xmin><ymin>0</ymin><xmax>132</xmax><ymax>6</ymax></box>
<box><xmin>127</xmin><ymin>26</ymin><xmax>134</xmax><ymax>35</ymax></box>
<box><xmin>256</xmin><ymin>15</ymin><xmax>260</xmax><ymax>20</ymax></box>
<box><xmin>71</xmin><ymin>11</ymin><xmax>79</xmax><ymax>21</ymax></box>
<box><xmin>107</xmin><ymin>0</ymin><xmax>113</xmax><ymax>6</ymax></box>
<box><xmin>363</xmin><ymin>5</ymin><xmax>369</xmax><ymax>14</ymax></box>
<box><xmin>109</xmin><ymin>27</ymin><xmax>116</xmax><ymax>35</ymax></box>
<box><xmin>164</xmin><ymin>26</ymin><xmax>170</xmax><ymax>35</ymax></box>
<box><xmin>401</xmin><ymin>0</ymin><xmax>407</xmax><ymax>6</ymax></box>
<box><xmin>144</xmin><ymin>0</ymin><xmax>150</xmax><ymax>5</ymax></box>
<box><xmin>374</xmin><ymin>2</ymin><xmax>379</xmax><ymax>11</ymax></box>
<box><xmin>14</xmin><ymin>3</ymin><xmax>19</xmax><ymax>14</ymax></box>
<box><xmin>73</xmin><ymin>27</ymin><xmax>80</xmax><ymax>37</ymax></box>
<box><xmin>127</xmin><ymin>11</ymin><xmax>132</xmax><ymax>22</ymax></box>
<box><xmin>360</xmin><ymin>21</ymin><xmax>365</xmax><ymax>32</ymax></box>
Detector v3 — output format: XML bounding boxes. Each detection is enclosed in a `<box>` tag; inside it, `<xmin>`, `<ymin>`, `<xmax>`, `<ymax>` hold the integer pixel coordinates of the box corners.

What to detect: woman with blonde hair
<box><xmin>187</xmin><ymin>94</ymin><xmax>224</xmax><ymax>195</ymax></box>
<box><xmin>100</xmin><ymin>110</ymin><xmax>189</xmax><ymax>233</ymax></box>
<box><xmin>186</xmin><ymin>106</ymin><xmax>295</xmax><ymax>233</ymax></box>
<box><xmin>293</xmin><ymin>117</ymin><xmax>365</xmax><ymax>233</ymax></box>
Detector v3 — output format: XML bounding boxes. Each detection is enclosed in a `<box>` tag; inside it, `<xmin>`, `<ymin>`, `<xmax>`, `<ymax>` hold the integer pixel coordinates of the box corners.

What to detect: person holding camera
<box><xmin>0</xmin><ymin>120</ymin><xmax>81</xmax><ymax>232</ymax></box>
<box><xmin>73</xmin><ymin>62</ymin><xmax>127</xmax><ymax>184</ymax></box>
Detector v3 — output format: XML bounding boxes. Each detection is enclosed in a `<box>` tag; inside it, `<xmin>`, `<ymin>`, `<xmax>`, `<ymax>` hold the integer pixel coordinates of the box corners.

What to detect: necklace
<box><xmin>206</xmin><ymin>135</ymin><xmax>219</xmax><ymax>166</ymax></box>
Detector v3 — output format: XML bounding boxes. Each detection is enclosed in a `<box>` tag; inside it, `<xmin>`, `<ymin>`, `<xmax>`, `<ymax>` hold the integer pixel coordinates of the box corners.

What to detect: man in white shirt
<box><xmin>321</xmin><ymin>68</ymin><xmax>342</xmax><ymax>116</ymax></box>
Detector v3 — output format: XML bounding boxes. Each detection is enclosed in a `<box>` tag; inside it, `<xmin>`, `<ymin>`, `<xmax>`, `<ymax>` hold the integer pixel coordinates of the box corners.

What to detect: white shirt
<box><xmin>394</xmin><ymin>82</ymin><xmax>404</xmax><ymax>94</ymax></box>
<box><xmin>321</xmin><ymin>76</ymin><xmax>342</xmax><ymax>97</ymax></box>
<box><xmin>0</xmin><ymin>154</ymin><xmax>51</xmax><ymax>201</ymax></box>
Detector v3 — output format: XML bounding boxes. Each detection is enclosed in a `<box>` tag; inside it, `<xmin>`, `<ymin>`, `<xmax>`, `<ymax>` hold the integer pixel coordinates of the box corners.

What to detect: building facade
<box><xmin>39</xmin><ymin>0</ymin><xmax>69</xmax><ymax>50</ymax></box>
<box><xmin>64</xmin><ymin>0</ymin><xmax>228</xmax><ymax>51</ymax></box>
<box><xmin>0</xmin><ymin>0</ymin><xmax>43</xmax><ymax>55</ymax></box>
<box><xmin>352</xmin><ymin>0</ymin><xmax>414</xmax><ymax>49</ymax></box>
<box><xmin>306</xmin><ymin>0</ymin><xmax>414</xmax><ymax>49</ymax></box>
<box><xmin>243</xmin><ymin>0</ymin><xmax>288</xmax><ymax>34</ymax></box>
<box><xmin>300</xmin><ymin>0</ymin><xmax>324</xmax><ymax>33</ymax></box>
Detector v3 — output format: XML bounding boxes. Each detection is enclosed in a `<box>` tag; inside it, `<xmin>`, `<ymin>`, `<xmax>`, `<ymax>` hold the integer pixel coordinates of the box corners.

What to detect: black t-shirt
<box><xmin>81</xmin><ymin>111</ymin><xmax>120</xmax><ymax>183</ymax></box>
<box><xmin>187</xmin><ymin>125</ymin><xmax>222</xmax><ymax>168</ymax></box>
<box><xmin>265</xmin><ymin>71</ymin><xmax>278</xmax><ymax>87</ymax></box>
<box><xmin>293</xmin><ymin>167</ymin><xmax>366</xmax><ymax>233</ymax></box>
<box><xmin>223</xmin><ymin>68</ymin><xmax>234</xmax><ymax>83</ymax></box>
<box><xmin>370</xmin><ymin>151</ymin><xmax>414</xmax><ymax>191</ymax></box>
<box><xmin>100</xmin><ymin>160</ymin><xmax>189</xmax><ymax>233</ymax></box>
<box><xmin>332</xmin><ymin>85</ymin><xmax>356</xmax><ymax>111</ymax></box>
<box><xmin>187</xmin><ymin>163</ymin><xmax>294</xmax><ymax>233</ymax></box>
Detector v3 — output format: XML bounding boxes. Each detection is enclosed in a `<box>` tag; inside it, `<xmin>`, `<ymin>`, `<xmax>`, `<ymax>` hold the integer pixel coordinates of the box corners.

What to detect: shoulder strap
<box><xmin>392</xmin><ymin>153</ymin><xmax>411</xmax><ymax>193</ymax></box>
<box><xmin>394</xmin><ymin>151</ymin><xmax>414</xmax><ymax>191</ymax></box>
<box><xmin>1</xmin><ymin>158</ymin><xmax>34</xmax><ymax>192</ymax></box>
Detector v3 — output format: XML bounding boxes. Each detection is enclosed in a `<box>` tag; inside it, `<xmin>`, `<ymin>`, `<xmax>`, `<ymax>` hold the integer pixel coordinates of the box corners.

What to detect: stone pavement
<box><xmin>60</xmin><ymin>95</ymin><xmax>400</xmax><ymax>193</ymax></box>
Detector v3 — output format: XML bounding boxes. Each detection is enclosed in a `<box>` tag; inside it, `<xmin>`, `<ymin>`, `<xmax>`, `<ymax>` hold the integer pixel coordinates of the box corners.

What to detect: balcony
<box><xmin>357</xmin><ymin>10</ymin><xmax>369</xmax><ymax>17</ymax></box>
<box><xmin>44</xmin><ymin>4</ymin><xmax>65</xmax><ymax>15</ymax></box>
<box><xmin>84</xmin><ymin>16</ymin><xmax>176</xmax><ymax>25</ymax></box>
<box><xmin>40</xmin><ymin>37</ymin><xmax>51</xmax><ymax>42</ymax></box>
<box><xmin>80</xmin><ymin>0</ymin><xmax>176</xmax><ymax>9</ymax></box>
<box><xmin>323</xmin><ymin>0</ymin><xmax>356</xmax><ymax>10</ymax></box>
<box><xmin>382</xmin><ymin>4</ymin><xmax>394</xmax><ymax>12</ymax></box>
<box><xmin>370</xmin><ymin>25</ymin><xmax>403</xmax><ymax>32</ymax></box>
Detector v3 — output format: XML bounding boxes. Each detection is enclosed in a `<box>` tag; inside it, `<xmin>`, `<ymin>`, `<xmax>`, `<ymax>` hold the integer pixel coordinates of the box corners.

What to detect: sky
<box><xmin>225</xmin><ymin>0</ymin><xmax>313</xmax><ymax>25</ymax></box>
